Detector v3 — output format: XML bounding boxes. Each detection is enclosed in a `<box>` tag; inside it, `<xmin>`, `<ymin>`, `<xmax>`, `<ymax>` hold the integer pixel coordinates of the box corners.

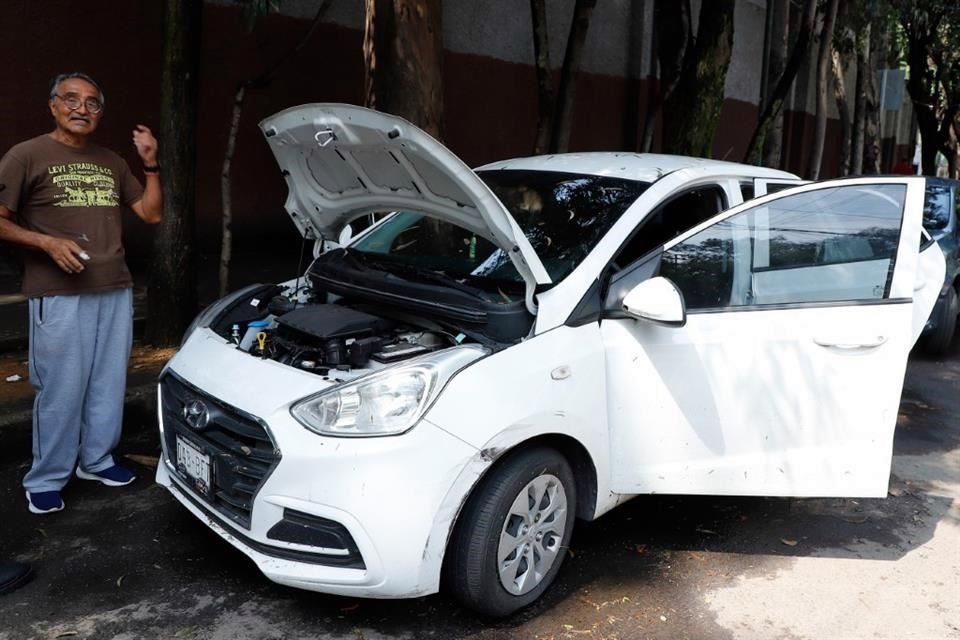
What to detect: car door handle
<box><xmin>813</xmin><ymin>336</ymin><xmax>888</xmax><ymax>350</ymax></box>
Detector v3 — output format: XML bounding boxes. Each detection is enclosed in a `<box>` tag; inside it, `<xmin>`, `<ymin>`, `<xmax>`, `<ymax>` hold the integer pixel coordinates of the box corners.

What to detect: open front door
<box><xmin>603</xmin><ymin>177</ymin><xmax>941</xmax><ymax>498</ymax></box>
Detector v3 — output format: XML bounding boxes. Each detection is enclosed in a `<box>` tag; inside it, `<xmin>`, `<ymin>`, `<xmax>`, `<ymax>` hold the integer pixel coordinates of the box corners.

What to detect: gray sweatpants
<box><xmin>22</xmin><ymin>288</ymin><xmax>133</xmax><ymax>493</ymax></box>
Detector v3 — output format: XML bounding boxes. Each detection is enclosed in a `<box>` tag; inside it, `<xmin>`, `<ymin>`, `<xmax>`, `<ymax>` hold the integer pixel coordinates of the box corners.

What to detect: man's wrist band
<box><xmin>143</xmin><ymin>164</ymin><xmax>161</xmax><ymax>174</ymax></box>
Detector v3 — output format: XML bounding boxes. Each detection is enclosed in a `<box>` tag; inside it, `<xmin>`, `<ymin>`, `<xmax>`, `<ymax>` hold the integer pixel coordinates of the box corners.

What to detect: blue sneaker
<box><xmin>76</xmin><ymin>464</ymin><xmax>136</xmax><ymax>487</ymax></box>
<box><xmin>25</xmin><ymin>490</ymin><xmax>65</xmax><ymax>514</ymax></box>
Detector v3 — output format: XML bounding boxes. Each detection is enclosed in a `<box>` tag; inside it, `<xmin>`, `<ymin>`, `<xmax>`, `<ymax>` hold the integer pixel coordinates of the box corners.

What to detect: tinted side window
<box><xmin>659</xmin><ymin>184</ymin><xmax>906</xmax><ymax>310</ymax></box>
<box><xmin>613</xmin><ymin>186</ymin><xmax>726</xmax><ymax>268</ymax></box>
<box><xmin>923</xmin><ymin>183</ymin><xmax>952</xmax><ymax>230</ymax></box>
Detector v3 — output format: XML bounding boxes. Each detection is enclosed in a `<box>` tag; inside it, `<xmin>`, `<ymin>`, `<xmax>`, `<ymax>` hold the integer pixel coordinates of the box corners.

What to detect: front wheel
<box><xmin>445</xmin><ymin>447</ymin><xmax>576</xmax><ymax>617</ymax></box>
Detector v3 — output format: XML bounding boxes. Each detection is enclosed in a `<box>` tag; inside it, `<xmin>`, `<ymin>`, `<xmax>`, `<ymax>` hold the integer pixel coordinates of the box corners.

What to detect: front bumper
<box><xmin>156</xmin><ymin>330</ymin><xmax>480</xmax><ymax>598</ymax></box>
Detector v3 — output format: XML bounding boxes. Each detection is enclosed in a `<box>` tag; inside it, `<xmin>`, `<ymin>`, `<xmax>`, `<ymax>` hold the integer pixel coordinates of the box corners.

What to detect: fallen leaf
<box><xmin>660</xmin><ymin>615</ymin><xmax>667</xmax><ymax>622</ymax></box>
<box><xmin>116</xmin><ymin>575</ymin><xmax>126</xmax><ymax>587</ymax></box>
<box><xmin>780</xmin><ymin>538</ymin><xmax>798</xmax><ymax>547</ymax></box>
<box><xmin>842</xmin><ymin>514</ymin><xmax>869</xmax><ymax>524</ymax></box>
<box><xmin>153</xmin><ymin>564</ymin><xmax>162</xmax><ymax>570</ymax></box>
<box><xmin>634</xmin><ymin>544</ymin><xmax>647</xmax><ymax>554</ymax></box>
<box><xmin>696</xmin><ymin>527</ymin><xmax>718</xmax><ymax>535</ymax></box>
<box><xmin>124</xmin><ymin>454</ymin><xmax>159</xmax><ymax>469</ymax></box>
<box><xmin>5</xmin><ymin>374</ymin><xmax>22</xmax><ymax>383</ymax></box>
<box><xmin>36</xmin><ymin>528</ymin><xmax>47</xmax><ymax>538</ymax></box>
<box><xmin>174</xmin><ymin>627</ymin><xmax>195</xmax><ymax>638</ymax></box>
<box><xmin>563</xmin><ymin>624</ymin><xmax>574</xmax><ymax>630</ymax></box>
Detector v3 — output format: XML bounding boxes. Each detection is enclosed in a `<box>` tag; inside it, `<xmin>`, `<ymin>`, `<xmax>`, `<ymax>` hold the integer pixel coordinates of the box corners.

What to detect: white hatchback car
<box><xmin>156</xmin><ymin>104</ymin><xmax>944</xmax><ymax>616</ymax></box>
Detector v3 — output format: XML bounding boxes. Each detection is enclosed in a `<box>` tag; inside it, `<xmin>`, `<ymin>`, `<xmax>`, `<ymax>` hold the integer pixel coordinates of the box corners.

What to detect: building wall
<box><xmin>3</xmin><ymin>0</ymin><xmax>893</xmax><ymax>278</ymax></box>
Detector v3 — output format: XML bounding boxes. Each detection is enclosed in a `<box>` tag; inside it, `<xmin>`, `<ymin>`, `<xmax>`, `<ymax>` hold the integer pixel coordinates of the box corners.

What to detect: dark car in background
<box><xmin>921</xmin><ymin>177</ymin><xmax>960</xmax><ymax>354</ymax></box>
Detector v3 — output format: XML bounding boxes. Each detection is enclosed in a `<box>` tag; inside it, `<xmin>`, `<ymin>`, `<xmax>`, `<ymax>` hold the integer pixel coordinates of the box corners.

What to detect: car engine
<box><xmin>210</xmin><ymin>287</ymin><xmax>457</xmax><ymax>374</ymax></box>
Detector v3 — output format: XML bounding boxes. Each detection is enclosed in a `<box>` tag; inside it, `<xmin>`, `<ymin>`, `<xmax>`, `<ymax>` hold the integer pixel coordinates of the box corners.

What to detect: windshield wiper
<box><xmin>349</xmin><ymin>252</ymin><xmax>493</xmax><ymax>300</ymax></box>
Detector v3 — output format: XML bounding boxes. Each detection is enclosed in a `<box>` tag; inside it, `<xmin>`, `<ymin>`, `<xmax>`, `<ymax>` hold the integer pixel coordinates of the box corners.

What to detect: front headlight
<box><xmin>291</xmin><ymin>344</ymin><xmax>488</xmax><ymax>437</ymax></box>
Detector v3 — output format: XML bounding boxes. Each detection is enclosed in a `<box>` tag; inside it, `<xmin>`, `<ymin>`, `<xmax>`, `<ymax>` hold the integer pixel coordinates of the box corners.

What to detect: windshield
<box><xmin>348</xmin><ymin>170</ymin><xmax>649</xmax><ymax>285</ymax></box>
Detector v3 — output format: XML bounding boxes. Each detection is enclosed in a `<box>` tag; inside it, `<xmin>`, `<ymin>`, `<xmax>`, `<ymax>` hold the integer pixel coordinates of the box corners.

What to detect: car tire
<box><xmin>923</xmin><ymin>286</ymin><xmax>958</xmax><ymax>356</ymax></box>
<box><xmin>445</xmin><ymin>446</ymin><xmax>576</xmax><ymax>617</ymax></box>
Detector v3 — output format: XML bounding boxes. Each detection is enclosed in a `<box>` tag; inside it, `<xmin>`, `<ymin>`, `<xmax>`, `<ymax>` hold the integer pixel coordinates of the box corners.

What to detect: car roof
<box><xmin>475</xmin><ymin>152</ymin><xmax>800</xmax><ymax>183</ymax></box>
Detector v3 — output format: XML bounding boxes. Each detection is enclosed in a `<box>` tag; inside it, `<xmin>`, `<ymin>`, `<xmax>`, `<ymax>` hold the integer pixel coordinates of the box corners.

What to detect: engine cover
<box><xmin>276</xmin><ymin>305</ymin><xmax>391</xmax><ymax>342</ymax></box>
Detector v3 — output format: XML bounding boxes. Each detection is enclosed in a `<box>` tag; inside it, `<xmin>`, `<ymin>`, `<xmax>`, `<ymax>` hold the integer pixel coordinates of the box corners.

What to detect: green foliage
<box><xmin>878</xmin><ymin>0</ymin><xmax>960</xmax><ymax>171</ymax></box>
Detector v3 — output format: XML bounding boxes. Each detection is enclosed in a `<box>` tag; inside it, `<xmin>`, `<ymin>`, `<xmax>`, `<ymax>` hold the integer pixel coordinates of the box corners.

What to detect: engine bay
<box><xmin>209</xmin><ymin>285</ymin><xmax>461</xmax><ymax>375</ymax></box>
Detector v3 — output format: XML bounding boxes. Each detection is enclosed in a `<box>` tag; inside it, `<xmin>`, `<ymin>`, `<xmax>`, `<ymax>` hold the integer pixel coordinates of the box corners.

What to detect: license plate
<box><xmin>176</xmin><ymin>435</ymin><xmax>211</xmax><ymax>495</ymax></box>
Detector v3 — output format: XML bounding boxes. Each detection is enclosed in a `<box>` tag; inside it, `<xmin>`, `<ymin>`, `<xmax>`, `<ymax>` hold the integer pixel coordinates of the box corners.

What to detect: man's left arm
<box><xmin>130</xmin><ymin>124</ymin><xmax>162</xmax><ymax>225</ymax></box>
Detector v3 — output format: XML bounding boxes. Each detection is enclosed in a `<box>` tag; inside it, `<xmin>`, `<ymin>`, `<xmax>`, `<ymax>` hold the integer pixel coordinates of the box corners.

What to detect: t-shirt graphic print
<box><xmin>50</xmin><ymin>162</ymin><xmax>121</xmax><ymax>208</ymax></box>
<box><xmin>0</xmin><ymin>135</ymin><xmax>144</xmax><ymax>297</ymax></box>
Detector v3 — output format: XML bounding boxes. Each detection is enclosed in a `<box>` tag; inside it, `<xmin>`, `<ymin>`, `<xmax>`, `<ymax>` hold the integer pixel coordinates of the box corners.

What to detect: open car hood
<box><xmin>259</xmin><ymin>104</ymin><xmax>551</xmax><ymax>310</ymax></box>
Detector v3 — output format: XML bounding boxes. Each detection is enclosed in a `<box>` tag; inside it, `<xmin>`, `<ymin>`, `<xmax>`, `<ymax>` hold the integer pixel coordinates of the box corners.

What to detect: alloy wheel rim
<box><xmin>497</xmin><ymin>473</ymin><xmax>568</xmax><ymax>596</ymax></box>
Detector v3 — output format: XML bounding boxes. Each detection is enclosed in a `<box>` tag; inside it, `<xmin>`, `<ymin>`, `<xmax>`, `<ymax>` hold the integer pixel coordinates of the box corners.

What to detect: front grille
<box><xmin>160</xmin><ymin>373</ymin><xmax>279</xmax><ymax>529</ymax></box>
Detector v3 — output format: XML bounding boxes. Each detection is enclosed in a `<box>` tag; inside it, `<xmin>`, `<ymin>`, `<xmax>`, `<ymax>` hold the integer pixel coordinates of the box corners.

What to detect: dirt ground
<box><xmin>0</xmin><ymin>347</ymin><xmax>957</xmax><ymax>640</ymax></box>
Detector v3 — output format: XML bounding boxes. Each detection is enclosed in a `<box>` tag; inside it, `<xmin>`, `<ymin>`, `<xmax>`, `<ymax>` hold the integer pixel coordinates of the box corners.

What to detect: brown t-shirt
<box><xmin>0</xmin><ymin>134</ymin><xmax>144</xmax><ymax>297</ymax></box>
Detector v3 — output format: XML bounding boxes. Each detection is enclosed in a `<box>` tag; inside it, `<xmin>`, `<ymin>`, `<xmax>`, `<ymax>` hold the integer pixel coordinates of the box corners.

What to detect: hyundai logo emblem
<box><xmin>182</xmin><ymin>400</ymin><xmax>210</xmax><ymax>430</ymax></box>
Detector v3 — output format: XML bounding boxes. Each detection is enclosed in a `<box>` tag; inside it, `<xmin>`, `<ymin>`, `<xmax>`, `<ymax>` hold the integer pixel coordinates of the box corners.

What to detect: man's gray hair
<box><xmin>49</xmin><ymin>72</ymin><xmax>105</xmax><ymax>105</ymax></box>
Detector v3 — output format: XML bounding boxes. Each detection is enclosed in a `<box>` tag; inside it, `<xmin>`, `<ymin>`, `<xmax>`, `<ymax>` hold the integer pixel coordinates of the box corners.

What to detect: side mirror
<box><xmin>622</xmin><ymin>277</ymin><xmax>686</xmax><ymax>327</ymax></box>
<box><xmin>338</xmin><ymin>223</ymin><xmax>354</xmax><ymax>246</ymax></box>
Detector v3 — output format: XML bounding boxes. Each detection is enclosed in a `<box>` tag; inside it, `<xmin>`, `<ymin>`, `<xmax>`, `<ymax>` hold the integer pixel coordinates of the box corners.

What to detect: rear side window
<box><xmin>613</xmin><ymin>185</ymin><xmax>727</xmax><ymax>269</ymax></box>
<box><xmin>923</xmin><ymin>183</ymin><xmax>953</xmax><ymax>231</ymax></box>
<box><xmin>659</xmin><ymin>184</ymin><xmax>906</xmax><ymax>310</ymax></box>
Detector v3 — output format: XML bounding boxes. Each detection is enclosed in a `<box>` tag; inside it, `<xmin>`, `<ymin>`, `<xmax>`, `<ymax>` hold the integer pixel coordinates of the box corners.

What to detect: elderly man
<box><xmin>0</xmin><ymin>72</ymin><xmax>162</xmax><ymax>514</ymax></box>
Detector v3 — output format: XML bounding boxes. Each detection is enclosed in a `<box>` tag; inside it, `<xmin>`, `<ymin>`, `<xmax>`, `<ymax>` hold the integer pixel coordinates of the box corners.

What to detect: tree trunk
<box><xmin>640</xmin><ymin>0</ymin><xmax>691</xmax><ymax>153</ymax></box>
<box><xmin>146</xmin><ymin>0</ymin><xmax>200</xmax><ymax>347</ymax></box>
<box><xmin>661</xmin><ymin>0</ymin><xmax>736</xmax><ymax>158</ymax></box>
<box><xmin>807</xmin><ymin>0</ymin><xmax>840</xmax><ymax>179</ymax></box>
<box><xmin>552</xmin><ymin>0</ymin><xmax>597</xmax><ymax>153</ymax></box>
<box><xmin>744</xmin><ymin>0</ymin><xmax>817</xmax><ymax>165</ymax></box>
<box><xmin>529</xmin><ymin>0</ymin><xmax>554</xmax><ymax>155</ymax></box>
<box><xmin>863</xmin><ymin>18</ymin><xmax>885</xmax><ymax>174</ymax></box>
<box><xmin>851</xmin><ymin>25</ymin><xmax>869</xmax><ymax>174</ymax></box>
<box><xmin>831</xmin><ymin>47</ymin><xmax>851</xmax><ymax>176</ymax></box>
<box><xmin>218</xmin><ymin>2</ymin><xmax>329</xmax><ymax>298</ymax></box>
<box><xmin>363</xmin><ymin>0</ymin><xmax>444</xmax><ymax>139</ymax></box>
<box><xmin>762</xmin><ymin>0</ymin><xmax>789</xmax><ymax>168</ymax></box>
<box><xmin>219</xmin><ymin>84</ymin><xmax>244</xmax><ymax>298</ymax></box>
<box><xmin>903</xmin><ymin>20</ymin><xmax>948</xmax><ymax>176</ymax></box>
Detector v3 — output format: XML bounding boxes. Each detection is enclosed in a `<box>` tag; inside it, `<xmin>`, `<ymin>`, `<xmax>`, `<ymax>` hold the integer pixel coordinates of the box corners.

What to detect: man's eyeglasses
<box><xmin>54</xmin><ymin>94</ymin><xmax>103</xmax><ymax>114</ymax></box>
